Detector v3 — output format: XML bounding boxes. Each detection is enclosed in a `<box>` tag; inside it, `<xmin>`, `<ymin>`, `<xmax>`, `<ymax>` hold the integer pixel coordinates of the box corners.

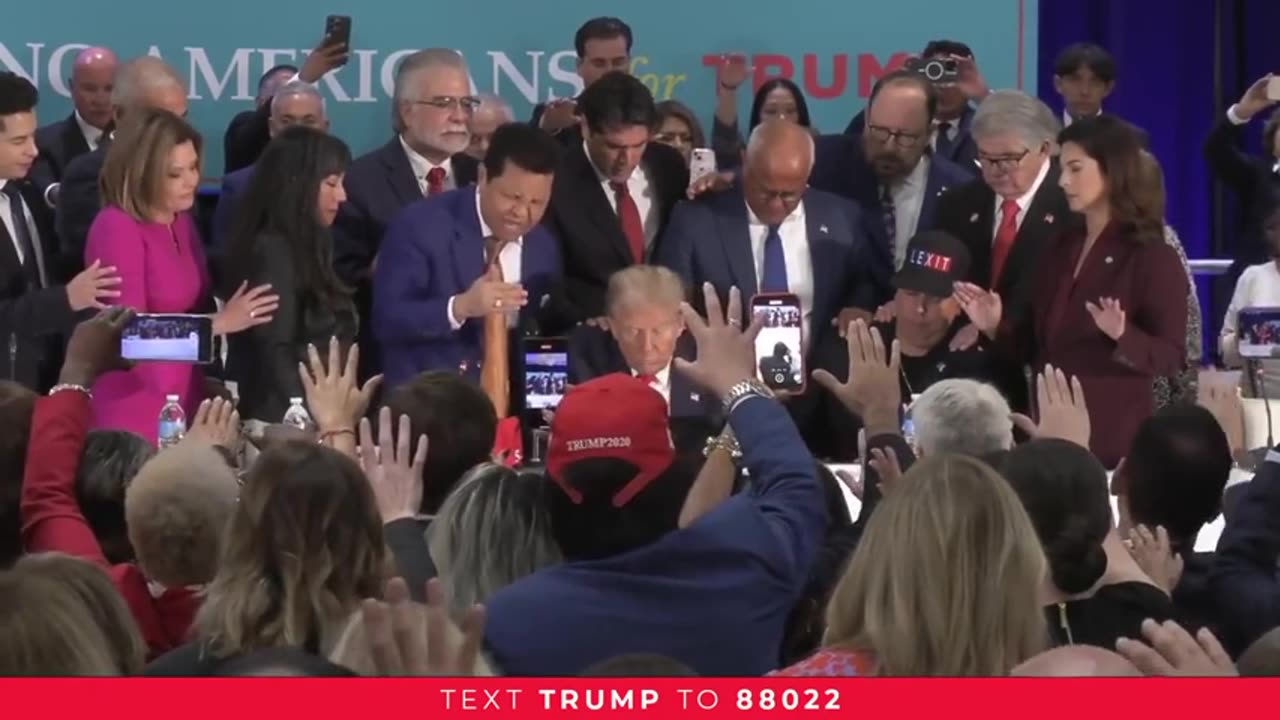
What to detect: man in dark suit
<box><xmin>657</xmin><ymin>120</ymin><xmax>869</xmax><ymax>340</ymax></box>
<box><xmin>543</xmin><ymin>71</ymin><xmax>688</xmax><ymax>331</ymax></box>
<box><xmin>212</xmin><ymin>81</ymin><xmax>329</xmax><ymax>251</ymax></box>
<box><xmin>333</xmin><ymin>49</ymin><xmax>481</xmax><ymax>379</ymax></box>
<box><xmin>30</xmin><ymin>47</ymin><xmax>118</xmax><ymax>207</ymax></box>
<box><xmin>530</xmin><ymin>16</ymin><xmax>633</xmax><ymax>147</ymax></box>
<box><xmin>55</xmin><ymin>57</ymin><xmax>188</xmax><ymax>281</ymax></box>
<box><xmin>932</xmin><ymin>90</ymin><xmax>1074</xmax><ymax>411</ymax></box>
<box><xmin>812</xmin><ymin>71</ymin><xmax>971</xmax><ymax>311</ymax></box>
<box><xmin>567</xmin><ymin>265</ymin><xmax>720</xmax><ymax>452</ymax></box>
<box><xmin>844</xmin><ymin>40</ymin><xmax>984</xmax><ymax>174</ymax></box>
<box><xmin>221</xmin><ymin>37</ymin><xmax>347</xmax><ymax>175</ymax></box>
<box><xmin>373</xmin><ymin>124</ymin><xmax>561</xmax><ymax>392</ymax></box>
<box><xmin>1205</xmin><ymin>74</ymin><xmax>1280</xmax><ymax>265</ymax></box>
<box><xmin>0</xmin><ymin>73</ymin><xmax>121</xmax><ymax>390</ymax></box>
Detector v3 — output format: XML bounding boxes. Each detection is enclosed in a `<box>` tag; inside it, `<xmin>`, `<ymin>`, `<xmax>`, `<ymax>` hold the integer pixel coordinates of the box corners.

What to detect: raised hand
<box><xmin>358</xmin><ymin>406</ymin><xmax>426</xmax><ymax>523</ymax></box>
<box><xmin>1127</xmin><ymin>525</ymin><xmax>1184</xmax><ymax>594</ymax></box>
<box><xmin>59</xmin><ymin>306</ymin><xmax>135</xmax><ymax>387</ymax></box>
<box><xmin>539</xmin><ymin>98</ymin><xmax>579</xmax><ymax>134</ymax></box>
<box><xmin>65</xmin><ymin>259</ymin><xmax>122</xmax><ymax>311</ymax></box>
<box><xmin>672</xmin><ymin>283</ymin><xmax>761</xmax><ymax>399</ymax></box>
<box><xmin>716</xmin><ymin>53</ymin><xmax>750</xmax><ymax>91</ymax></box>
<box><xmin>298</xmin><ymin>337</ymin><xmax>382</xmax><ymax>435</ymax></box>
<box><xmin>214</xmin><ymin>281</ymin><xmax>279</xmax><ymax>335</ymax></box>
<box><xmin>360</xmin><ymin>577</ymin><xmax>486</xmax><ymax>676</ymax></box>
<box><xmin>952</xmin><ymin>282</ymin><xmax>1003</xmax><ymax>337</ymax></box>
<box><xmin>813</xmin><ymin>319</ymin><xmax>902</xmax><ymax>434</ymax></box>
<box><xmin>1116</xmin><ymin>619</ymin><xmax>1236</xmax><ymax>677</ymax></box>
<box><xmin>1011</xmin><ymin>364</ymin><xmax>1091</xmax><ymax>448</ymax></box>
<box><xmin>1085</xmin><ymin>296</ymin><xmax>1126</xmax><ymax>340</ymax></box>
<box><xmin>183</xmin><ymin>397</ymin><xmax>241</xmax><ymax>450</ymax></box>
<box><xmin>1235</xmin><ymin>74</ymin><xmax>1277</xmax><ymax>121</ymax></box>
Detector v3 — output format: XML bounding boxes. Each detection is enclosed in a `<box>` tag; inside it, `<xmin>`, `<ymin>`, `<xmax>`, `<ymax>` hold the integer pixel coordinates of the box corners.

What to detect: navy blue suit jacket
<box><xmin>809</xmin><ymin>134</ymin><xmax>971</xmax><ymax>308</ymax></box>
<box><xmin>655</xmin><ymin>184</ymin><xmax>870</xmax><ymax>333</ymax></box>
<box><xmin>843</xmin><ymin>105</ymin><xmax>980</xmax><ymax>174</ymax></box>
<box><xmin>212</xmin><ymin>165</ymin><xmax>253</xmax><ymax>252</ymax></box>
<box><xmin>372</xmin><ymin>187</ymin><xmax>561</xmax><ymax>391</ymax></box>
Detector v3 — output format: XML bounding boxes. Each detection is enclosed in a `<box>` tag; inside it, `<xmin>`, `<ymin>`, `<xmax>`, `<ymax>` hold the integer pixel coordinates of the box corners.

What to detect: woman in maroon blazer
<box><xmin>956</xmin><ymin>115</ymin><xmax>1187</xmax><ymax>468</ymax></box>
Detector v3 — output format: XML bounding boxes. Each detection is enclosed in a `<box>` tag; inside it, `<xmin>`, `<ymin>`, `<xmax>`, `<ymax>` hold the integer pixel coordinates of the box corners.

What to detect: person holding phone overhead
<box><xmin>954</xmin><ymin>116</ymin><xmax>1187</xmax><ymax>468</ymax></box>
<box><xmin>85</xmin><ymin>108</ymin><xmax>278</xmax><ymax>444</ymax></box>
<box><xmin>223</xmin><ymin>126</ymin><xmax>359</xmax><ymax>425</ymax></box>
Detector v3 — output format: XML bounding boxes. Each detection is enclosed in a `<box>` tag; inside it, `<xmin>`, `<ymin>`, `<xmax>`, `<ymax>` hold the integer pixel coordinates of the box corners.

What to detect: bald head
<box><xmin>112</xmin><ymin>57</ymin><xmax>187</xmax><ymax>121</ymax></box>
<box><xmin>1011</xmin><ymin>646</ymin><xmax>1141</xmax><ymax>677</ymax></box>
<box><xmin>742</xmin><ymin>120</ymin><xmax>813</xmax><ymax>226</ymax></box>
<box><xmin>70</xmin><ymin>47</ymin><xmax>119</xmax><ymax>130</ymax></box>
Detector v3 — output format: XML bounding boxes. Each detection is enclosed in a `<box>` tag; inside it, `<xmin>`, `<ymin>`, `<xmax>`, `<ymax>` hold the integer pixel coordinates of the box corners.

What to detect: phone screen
<box><xmin>751</xmin><ymin>294</ymin><xmax>805</xmax><ymax>392</ymax></box>
<box><xmin>524</xmin><ymin>338</ymin><xmax>568</xmax><ymax>411</ymax></box>
<box><xmin>1239</xmin><ymin>306</ymin><xmax>1280</xmax><ymax>358</ymax></box>
<box><xmin>122</xmin><ymin>314</ymin><xmax>214</xmax><ymax>364</ymax></box>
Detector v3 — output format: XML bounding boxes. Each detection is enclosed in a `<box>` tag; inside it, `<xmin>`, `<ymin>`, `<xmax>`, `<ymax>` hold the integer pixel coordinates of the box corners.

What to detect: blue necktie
<box><xmin>760</xmin><ymin>223</ymin><xmax>788</xmax><ymax>293</ymax></box>
<box><xmin>934</xmin><ymin>121</ymin><xmax>954</xmax><ymax>159</ymax></box>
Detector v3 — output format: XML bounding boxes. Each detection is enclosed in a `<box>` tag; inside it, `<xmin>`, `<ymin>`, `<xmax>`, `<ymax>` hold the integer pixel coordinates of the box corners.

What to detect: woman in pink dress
<box><xmin>86</xmin><ymin>108</ymin><xmax>278</xmax><ymax>444</ymax></box>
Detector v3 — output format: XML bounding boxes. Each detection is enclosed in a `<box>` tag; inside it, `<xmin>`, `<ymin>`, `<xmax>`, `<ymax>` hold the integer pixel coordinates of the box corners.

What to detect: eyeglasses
<box><xmin>866</xmin><ymin>124</ymin><xmax>926</xmax><ymax>147</ymax></box>
<box><xmin>977</xmin><ymin>148</ymin><xmax>1032</xmax><ymax>173</ymax></box>
<box><xmin>412</xmin><ymin>96</ymin><xmax>481</xmax><ymax>114</ymax></box>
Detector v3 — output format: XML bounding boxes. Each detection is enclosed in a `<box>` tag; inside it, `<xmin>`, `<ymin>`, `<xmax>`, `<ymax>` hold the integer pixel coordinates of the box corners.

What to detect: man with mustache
<box><xmin>333</xmin><ymin>48</ymin><xmax>481</xmax><ymax>378</ymax></box>
<box><xmin>810</xmin><ymin>70</ymin><xmax>971</xmax><ymax>313</ymax></box>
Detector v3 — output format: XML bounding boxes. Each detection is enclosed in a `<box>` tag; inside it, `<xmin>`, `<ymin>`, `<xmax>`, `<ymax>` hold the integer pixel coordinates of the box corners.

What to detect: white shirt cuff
<box><xmin>1227</xmin><ymin>104</ymin><xmax>1249</xmax><ymax>126</ymax></box>
<box><xmin>446</xmin><ymin>295</ymin><xmax>464</xmax><ymax>330</ymax></box>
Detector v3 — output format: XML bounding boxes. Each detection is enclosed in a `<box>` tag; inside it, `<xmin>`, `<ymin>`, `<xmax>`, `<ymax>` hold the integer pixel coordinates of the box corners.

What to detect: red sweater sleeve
<box><xmin>20</xmin><ymin>390</ymin><xmax>109</xmax><ymax>565</ymax></box>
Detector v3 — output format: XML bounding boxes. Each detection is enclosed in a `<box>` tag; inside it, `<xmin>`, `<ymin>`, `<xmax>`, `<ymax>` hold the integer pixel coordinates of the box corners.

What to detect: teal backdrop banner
<box><xmin>1</xmin><ymin>0</ymin><xmax>1036</xmax><ymax>176</ymax></box>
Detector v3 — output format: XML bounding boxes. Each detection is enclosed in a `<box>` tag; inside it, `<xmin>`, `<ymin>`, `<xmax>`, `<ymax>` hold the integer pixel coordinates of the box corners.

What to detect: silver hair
<box><xmin>605</xmin><ymin>265</ymin><xmax>686</xmax><ymax>318</ymax></box>
<box><xmin>427</xmin><ymin>463</ymin><xmax>561</xmax><ymax>617</ymax></box>
<box><xmin>474</xmin><ymin>92</ymin><xmax>515</xmax><ymax>121</ymax></box>
<box><xmin>970</xmin><ymin>90</ymin><xmax>1061</xmax><ymax>151</ymax></box>
<box><xmin>271</xmin><ymin>79</ymin><xmax>326</xmax><ymax>115</ymax></box>
<box><xmin>912</xmin><ymin>379</ymin><xmax>1014</xmax><ymax>457</ymax></box>
<box><xmin>110</xmin><ymin>57</ymin><xmax>184</xmax><ymax>108</ymax></box>
<box><xmin>391</xmin><ymin>49</ymin><xmax>470</xmax><ymax>132</ymax></box>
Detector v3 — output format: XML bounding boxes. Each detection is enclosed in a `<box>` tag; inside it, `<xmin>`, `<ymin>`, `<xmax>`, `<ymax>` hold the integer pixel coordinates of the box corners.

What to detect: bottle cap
<box><xmin>289</xmin><ymin>397</ymin><xmax>304</xmax><ymax>404</ymax></box>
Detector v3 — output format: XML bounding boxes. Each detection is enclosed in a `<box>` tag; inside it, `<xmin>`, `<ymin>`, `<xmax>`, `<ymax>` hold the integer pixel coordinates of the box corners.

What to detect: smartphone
<box><xmin>324</xmin><ymin>15</ymin><xmax>352</xmax><ymax>60</ymax></box>
<box><xmin>121</xmin><ymin>313</ymin><xmax>214</xmax><ymax>364</ymax></box>
<box><xmin>689</xmin><ymin>148</ymin><xmax>717</xmax><ymax>184</ymax></box>
<box><xmin>750</xmin><ymin>293</ymin><xmax>805</xmax><ymax>393</ymax></box>
<box><xmin>1239</xmin><ymin>306</ymin><xmax>1280</xmax><ymax>358</ymax></box>
<box><xmin>523</xmin><ymin>337</ymin><xmax>569</xmax><ymax>416</ymax></box>
<box><xmin>1268</xmin><ymin>76</ymin><xmax>1280</xmax><ymax>102</ymax></box>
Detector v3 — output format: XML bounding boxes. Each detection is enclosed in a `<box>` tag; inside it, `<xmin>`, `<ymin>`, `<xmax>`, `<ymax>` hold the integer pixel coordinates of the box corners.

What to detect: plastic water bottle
<box><xmin>282</xmin><ymin>397</ymin><xmax>314</xmax><ymax>432</ymax></box>
<box><xmin>157</xmin><ymin>395</ymin><xmax>186</xmax><ymax>449</ymax></box>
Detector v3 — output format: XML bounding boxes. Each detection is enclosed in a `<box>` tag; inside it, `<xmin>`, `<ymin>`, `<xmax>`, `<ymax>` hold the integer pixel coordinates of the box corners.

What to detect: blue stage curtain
<box><xmin>1037</xmin><ymin>0</ymin><xmax>1280</xmax><ymax>360</ymax></box>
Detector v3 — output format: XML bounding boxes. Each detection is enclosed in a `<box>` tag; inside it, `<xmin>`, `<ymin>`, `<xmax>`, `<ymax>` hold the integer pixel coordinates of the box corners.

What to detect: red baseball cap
<box><xmin>546</xmin><ymin>373</ymin><xmax>676</xmax><ymax>508</ymax></box>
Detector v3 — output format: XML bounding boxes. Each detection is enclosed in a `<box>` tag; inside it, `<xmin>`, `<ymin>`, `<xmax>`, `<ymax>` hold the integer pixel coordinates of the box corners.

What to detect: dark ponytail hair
<box><xmin>998</xmin><ymin>439</ymin><xmax>1111</xmax><ymax>596</ymax></box>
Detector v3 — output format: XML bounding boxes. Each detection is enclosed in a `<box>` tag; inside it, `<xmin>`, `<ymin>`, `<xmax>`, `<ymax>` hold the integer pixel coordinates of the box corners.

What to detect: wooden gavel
<box><xmin>479</xmin><ymin>261</ymin><xmax>510</xmax><ymax>418</ymax></box>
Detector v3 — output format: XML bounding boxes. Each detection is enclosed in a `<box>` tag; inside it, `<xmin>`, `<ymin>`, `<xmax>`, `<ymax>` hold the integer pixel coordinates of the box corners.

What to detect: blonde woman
<box><xmin>145</xmin><ymin>440</ymin><xmax>386</xmax><ymax>675</ymax></box>
<box><xmin>0</xmin><ymin>553</ymin><xmax>145</xmax><ymax>675</ymax></box>
<box><xmin>427</xmin><ymin>463</ymin><xmax>562</xmax><ymax>617</ymax></box>
<box><xmin>775</xmin><ymin>454</ymin><xmax>1047</xmax><ymax>676</ymax></box>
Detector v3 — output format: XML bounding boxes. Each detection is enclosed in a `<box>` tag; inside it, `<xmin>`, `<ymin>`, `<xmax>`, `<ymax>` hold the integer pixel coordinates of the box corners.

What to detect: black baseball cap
<box><xmin>893</xmin><ymin>230</ymin><xmax>971</xmax><ymax>298</ymax></box>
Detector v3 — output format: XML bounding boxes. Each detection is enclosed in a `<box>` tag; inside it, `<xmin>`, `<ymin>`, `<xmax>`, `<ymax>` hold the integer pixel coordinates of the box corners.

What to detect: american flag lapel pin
<box><xmin>1044</xmin><ymin>213</ymin><xmax>1055</xmax><ymax>224</ymax></box>
<box><xmin>819</xmin><ymin>224</ymin><xmax>829</xmax><ymax>235</ymax></box>
<box><xmin>969</xmin><ymin>212</ymin><xmax>980</xmax><ymax>223</ymax></box>
<box><xmin>690</xmin><ymin>392</ymin><xmax>700</xmax><ymax>402</ymax></box>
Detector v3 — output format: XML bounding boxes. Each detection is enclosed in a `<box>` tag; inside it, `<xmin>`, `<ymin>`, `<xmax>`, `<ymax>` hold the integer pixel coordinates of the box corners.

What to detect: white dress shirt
<box><xmin>0</xmin><ymin>179</ymin><xmax>48</xmax><ymax>287</ymax></box>
<box><xmin>446</xmin><ymin>191</ymin><xmax>523</xmax><ymax>329</ymax></box>
<box><xmin>746</xmin><ymin>200</ymin><xmax>815</xmax><ymax>345</ymax></box>
<box><xmin>890</xmin><ymin>156</ymin><xmax>930</xmax><ymax>269</ymax></box>
<box><xmin>1062</xmin><ymin>108</ymin><xmax>1102</xmax><ymax>128</ymax></box>
<box><xmin>632</xmin><ymin>364</ymin><xmax>672</xmax><ymax>406</ymax></box>
<box><xmin>585</xmin><ymin>142</ymin><xmax>658</xmax><ymax>251</ymax></box>
<box><xmin>400</xmin><ymin>135</ymin><xmax>458</xmax><ymax>194</ymax></box>
<box><xmin>991</xmin><ymin>157</ymin><xmax>1051</xmax><ymax>241</ymax></box>
<box><xmin>74</xmin><ymin>111</ymin><xmax>105</xmax><ymax>151</ymax></box>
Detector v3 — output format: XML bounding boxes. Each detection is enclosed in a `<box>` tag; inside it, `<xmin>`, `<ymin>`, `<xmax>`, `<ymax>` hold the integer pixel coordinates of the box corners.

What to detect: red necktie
<box><xmin>611</xmin><ymin>181</ymin><xmax>646</xmax><ymax>264</ymax></box>
<box><xmin>990</xmin><ymin>198</ymin><xmax>1020</xmax><ymax>288</ymax></box>
<box><xmin>426</xmin><ymin>167</ymin><xmax>447</xmax><ymax>196</ymax></box>
<box><xmin>637</xmin><ymin>373</ymin><xmax>658</xmax><ymax>385</ymax></box>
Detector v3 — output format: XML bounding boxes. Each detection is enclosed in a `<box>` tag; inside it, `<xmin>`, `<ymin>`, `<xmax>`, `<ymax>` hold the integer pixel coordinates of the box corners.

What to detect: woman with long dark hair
<box><xmin>224</xmin><ymin>126</ymin><xmax>358</xmax><ymax>424</ymax></box>
<box><xmin>956</xmin><ymin>115</ymin><xmax>1188</xmax><ymax>467</ymax></box>
<box><xmin>710</xmin><ymin>76</ymin><xmax>813</xmax><ymax>168</ymax></box>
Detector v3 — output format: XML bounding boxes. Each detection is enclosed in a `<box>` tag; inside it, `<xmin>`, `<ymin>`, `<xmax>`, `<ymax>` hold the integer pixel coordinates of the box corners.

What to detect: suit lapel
<box><xmin>1000</xmin><ymin>165</ymin><xmax>1061</xmax><ymax>297</ymax></box>
<box><xmin>453</xmin><ymin>153</ymin><xmax>479</xmax><ymax>187</ymax></box>
<box><xmin>380</xmin><ymin>138</ymin><xmax>424</xmax><ymax>208</ymax></box>
<box><xmin>451</xmin><ymin>189</ymin><xmax>486</xmax><ymax>295</ymax></box>
<box><xmin>715</xmin><ymin>187</ymin><xmax>758</xmax><ymax>301</ymax></box>
<box><xmin>667</xmin><ymin>334</ymin><xmax>703</xmax><ymax>416</ymax></box>
<box><xmin>919</xmin><ymin>160</ymin><xmax>952</xmax><ymax>231</ymax></box>
<box><xmin>571</xmin><ymin>145</ymin><xmax>633</xmax><ymax>267</ymax></box>
<box><xmin>804</xmin><ymin>194</ymin><xmax>836</xmax><ymax>322</ymax></box>
<box><xmin>63</xmin><ymin>113</ymin><xmax>91</xmax><ymax>157</ymax></box>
